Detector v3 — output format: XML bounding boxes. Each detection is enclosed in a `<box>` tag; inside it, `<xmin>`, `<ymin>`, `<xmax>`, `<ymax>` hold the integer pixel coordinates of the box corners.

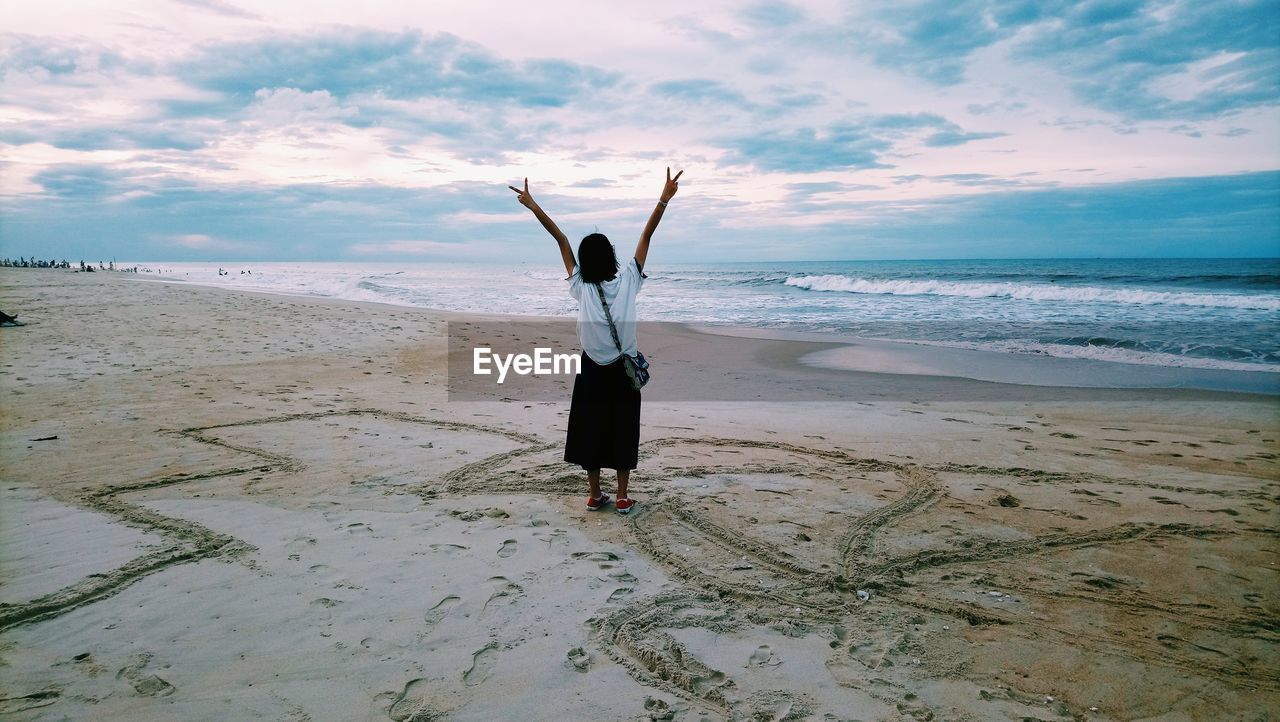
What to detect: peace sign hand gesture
<box><xmin>508</xmin><ymin>178</ymin><xmax>538</xmax><ymax>211</ymax></box>
<box><xmin>661</xmin><ymin>167</ymin><xmax>684</xmax><ymax>203</ymax></box>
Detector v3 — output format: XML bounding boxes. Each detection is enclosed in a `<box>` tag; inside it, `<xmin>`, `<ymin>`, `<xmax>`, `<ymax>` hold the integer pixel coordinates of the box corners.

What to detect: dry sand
<box><xmin>0</xmin><ymin>268</ymin><xmax>1276</xmax><ymax>721</ymax></box>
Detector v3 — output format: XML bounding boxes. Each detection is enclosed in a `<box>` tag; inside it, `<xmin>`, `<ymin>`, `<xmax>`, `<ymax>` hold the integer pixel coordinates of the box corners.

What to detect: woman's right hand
<box><xmin>508</xmin><ymin>178</ymin><xmax>538</xmax><ymax>211</ymax></box>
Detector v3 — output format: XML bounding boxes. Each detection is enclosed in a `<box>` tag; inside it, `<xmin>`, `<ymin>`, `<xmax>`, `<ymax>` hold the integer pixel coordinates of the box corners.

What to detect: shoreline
<box><xmin>88</xmin><ymin>269</ymin><xmax>1280</xmax><ymax>397</ymax></box>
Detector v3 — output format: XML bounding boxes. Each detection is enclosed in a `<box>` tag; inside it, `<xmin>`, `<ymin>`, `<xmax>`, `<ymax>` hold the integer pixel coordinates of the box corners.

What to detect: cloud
<box><xmin>248</xmin><ymin>87</ymin><xmax>357</xmax><ymax>122</ymax></box>
<box><xmin>165</xmin><ymin>233</ymin><xmax>254</xmax><ymax>252</ymax></box>
<box><xmin>4</xmin><ymin>163</ymin><xmax>1277</xmax><ymax>262</ymax></box>
<box><xmin>1</xmin><ymin>5</ymin><xmax>1275</xmax><ymax>266</ymax></box>
<box><xmin>1011</xmin><ymin>0</ymin><xmax>1280</xmax><ymax>119</ymax></box>
<box><xmin>763</xmin><ymin>87</ymin><xmax>823</xmax><ymax>110</ymax></box>
<box><xmin>692</xmin><ymin>171</ymin><xmax>1280</xmax><ymax>260</ymax></box>
<box><xmin>845</xmin><ymin>0</ymin><xmax>1042</xmax><ymax>85</ymax></box>
<box><xmin>568</xmin><ymin>178</ymin><xmax>617</xmax><ymax>189</ymax></box>
<box><xmin>346</xmin><ymin>240</ymin><xmax>463</xmax><ymax>255</ymax></box>
<box><xmin>0</xmin><ymin>172</ymin><xmax>531</xmax><ymax>261</ymax></box>
<box><xmin>0</xmin><ymin>30</ymin><xmax>591</xmax><ymax>167</ymax></box>
<box><xmin>4</xmin><ymin>126</ymin><xmax>208</xmax><ymax>151</ymax></box>
<box><xmin>867</xmin><ymin>169</ymin><xmax>1280</xmax><ymax>257</ymax></box>
<box><xmin>0</xmin><ymin>35</ymin><xmax>220</xmax><ymax>154</ymax></box>
<box><xmin>893</xmin><ymin>172</ymin><xmax>1048</xmax><ymax>188</ymax></box>
<box><xmin>866</xmin><ymin>113</ymin><xmax>950</xmax><ymax>130</ymax></box>
<box><xmin>923</xmin><ymin>129</ymin><xmax>1007</xmax><ymax>147</ymax></box>
<box><xmin>840</xmin><ymin>0</ymin><xmax>1280</xmax><ymax>120</ymax></box>
<box><xmin>718</xmin><ymin>113</ymin><xmax>1006</xmax><ymax>171</ymax></box>
<box><xmin>650</xmin><ymin>79</ymin><xmax>752</xmax><ymax>108</ymax></box>
<box><xmin>966</xmin><ymin>100</ymin><xmax>1028</xmax><ymax>115</ymax></box>
<box><xmin>719</xmin><ymin>124</ymin><xmax>891</xmax><ymax>172</ymax></box>
<box><xmin>783</xmin><ymin>181</ymin><xmax>884</xmax><ymax>199</ymax></box>
<box><xmin>30</xmin><ymin>164</ymin><xmax>132</xmax><ymax>199</ymax></box>
<box><xmin>170</xmin><ymin>0</ymin><xmax>260</xmax><ymax>19</ymax></box>
<box><xmin>0</xmin><ymin>33</ymin><xmax>133</xmax><ymax>79</ymax></box>
<box><xmin>178</xmin><ymin>30</ymin><xmax>619</xmax><ymax>108</ymax></box>
<box><xmin>130</xmin><ymin>29</ymin><xmax>618</xmax><ymax>162</ymax></box>
<box><xmin>171</xmin><ymin>233</ymin><xmax>214</xmax><ymax>247</ymax></box>
<box><xmin>739</xmin><ymin>1</ymin><xmax>806</xmax><ymax>28</ymax></box>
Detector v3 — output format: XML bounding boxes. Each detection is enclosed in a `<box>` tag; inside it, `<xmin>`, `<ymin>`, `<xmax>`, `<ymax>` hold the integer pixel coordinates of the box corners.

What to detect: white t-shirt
<box><xmin>567</xmin><ymin>257</ymin><xmax>646</xmax><ymax>365</ymax></box>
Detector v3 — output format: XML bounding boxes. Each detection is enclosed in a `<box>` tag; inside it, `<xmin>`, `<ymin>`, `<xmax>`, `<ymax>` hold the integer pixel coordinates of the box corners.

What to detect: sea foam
<box><xmin>784</xmin><ymin>275</ymin><xmax>1280</xmax><ymax>310</ymax></box>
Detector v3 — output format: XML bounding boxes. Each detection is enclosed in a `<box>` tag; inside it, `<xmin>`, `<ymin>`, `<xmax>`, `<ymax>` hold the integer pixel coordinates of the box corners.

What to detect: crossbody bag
<box><xmin>594</xmin><ymin>282</ymin><xmax>650</xmax><ymax>391</ymax></box>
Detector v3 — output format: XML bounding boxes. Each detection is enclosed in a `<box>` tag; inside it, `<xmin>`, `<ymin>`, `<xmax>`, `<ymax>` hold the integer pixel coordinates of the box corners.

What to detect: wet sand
<box><xmin>1</xmin><ymin>268</ymin><xmax>1276</xmax><ymax>720</ymax></box>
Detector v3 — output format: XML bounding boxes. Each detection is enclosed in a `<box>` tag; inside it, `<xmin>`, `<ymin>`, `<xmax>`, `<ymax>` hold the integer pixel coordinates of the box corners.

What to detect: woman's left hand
<box><xmin>661</xmin><ymin>167</ymin><xmax>683</xmax><ymax>203</ymax></box>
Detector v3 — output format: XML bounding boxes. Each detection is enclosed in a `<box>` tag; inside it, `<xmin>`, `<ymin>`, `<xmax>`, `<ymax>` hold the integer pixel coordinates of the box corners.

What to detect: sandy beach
<box><xmin>1</xmin><ymin>268</ymin><xmax>1276</xmax><ymax>721</ymax></box>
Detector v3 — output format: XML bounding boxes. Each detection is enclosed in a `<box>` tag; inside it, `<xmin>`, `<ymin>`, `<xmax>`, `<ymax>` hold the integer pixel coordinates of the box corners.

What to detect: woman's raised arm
<box><xmin>509</xmin><ymin>178</ymin><xmax>575</xmax><ymax>277</ymax></box>
<box><xmin>635</xmin><ymin>167</ymin><xmax>682</xmax><ymax>269</ymax></box>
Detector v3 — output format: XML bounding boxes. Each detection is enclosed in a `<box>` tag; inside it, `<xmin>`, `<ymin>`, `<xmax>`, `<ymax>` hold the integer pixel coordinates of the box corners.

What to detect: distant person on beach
<box><xmin>510</xmin><ymin>167</ymin><xmax>682</xmax><ymax>515</ymax></box>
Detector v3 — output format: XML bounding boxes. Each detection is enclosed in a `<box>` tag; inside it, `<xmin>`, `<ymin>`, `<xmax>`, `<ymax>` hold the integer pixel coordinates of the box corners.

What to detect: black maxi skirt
<box><xmin>564</xmin><ymin>351</ymin><xmax>641</xmax><ymax>471</ymax></box>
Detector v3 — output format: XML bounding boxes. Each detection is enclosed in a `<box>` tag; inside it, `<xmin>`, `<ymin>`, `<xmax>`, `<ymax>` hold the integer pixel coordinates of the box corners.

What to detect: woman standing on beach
<box><xmin>509</xmin><ymin>168</ymin><xmax>682</xmax><ymax>515</ymax></box>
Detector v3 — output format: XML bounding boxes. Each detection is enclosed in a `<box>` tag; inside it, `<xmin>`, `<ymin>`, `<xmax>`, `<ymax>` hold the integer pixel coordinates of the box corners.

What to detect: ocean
<box><xmin>132</xmin><ymin>258</ymin><xmax>1280</xmax><ymax>373</ymax></box>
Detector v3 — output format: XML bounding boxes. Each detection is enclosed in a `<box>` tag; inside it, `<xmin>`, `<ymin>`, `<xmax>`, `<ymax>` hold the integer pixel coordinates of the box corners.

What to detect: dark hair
<box><xmin>577</xmin><ymin>233</ymin><xmax>619</xmax><ymax>283</ymax></box>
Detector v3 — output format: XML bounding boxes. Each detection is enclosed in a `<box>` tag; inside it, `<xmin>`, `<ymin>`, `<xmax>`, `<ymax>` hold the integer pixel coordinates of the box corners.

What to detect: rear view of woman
<box><xmin>509</xmin><ymin>168</ymin><xmax>683</xmax><ymax>515</ymax></box>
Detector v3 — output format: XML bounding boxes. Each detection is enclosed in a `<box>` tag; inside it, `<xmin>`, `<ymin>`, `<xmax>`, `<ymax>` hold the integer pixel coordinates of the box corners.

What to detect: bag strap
<box><xmin>594</xmin><ymin>282</ymin><xmax>625</xmax><ymax>354</ymax></box>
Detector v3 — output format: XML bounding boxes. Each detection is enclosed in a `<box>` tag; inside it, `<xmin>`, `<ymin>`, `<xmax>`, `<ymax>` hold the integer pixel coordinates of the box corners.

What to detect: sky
<box><xmin>1</xmin><ymin>0</ymin><xmax>1278</xmax><ymax>263</ymax></box>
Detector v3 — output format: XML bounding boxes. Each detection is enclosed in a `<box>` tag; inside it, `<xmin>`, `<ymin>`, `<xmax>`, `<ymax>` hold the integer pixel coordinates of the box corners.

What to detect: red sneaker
<box><xmin>586</xmin><ymin>493</ymin><xmax>611</xmax><ymax>511</ymax></box>
<box><xmin>615</xmin><ymin>497</ymin><xmax>635</xmax><ymax>515</ymax></box>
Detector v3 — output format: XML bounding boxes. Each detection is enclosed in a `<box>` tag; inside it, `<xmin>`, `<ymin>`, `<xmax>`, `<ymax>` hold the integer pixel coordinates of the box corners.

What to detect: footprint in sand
<box><xmin>481</xmin><ymin>578</ymin><xmax>524</xmax><ymax>611</ymax></box>
<box><xmin>497</xmin><ymin>539</ymin><xmax>518</xmax><ymax>558</ymax></box>
<box><xmin>690</xmin><ymin>669</ymin><xmax>728</xmax><ymax>697</ymax></box>
<box><xmin>533</xmin><ymin>528</ymin><xmax>569</xmax><ymax>546</ymax></box>
<box><xmin>285</xmin><ymin>536</ymin><xmax>317</xmax><ymax>553</ymax></box>
<box><xmin>0</xmin><ymin>688</ymin><xmax>61</xmax><ymax>714</ymax></box>
<box><xmin>116</xmin><ymin>653</ymin><xmax>175</xmax><ymax>697</ymax></box>
<box><xmin>567</xmin><ymin>646</ymin><xmax>591</xmax><ymax>672</ymax></box>
<box><xmin>1156</xmin><ymin>634</ymin><xmax>1232</xmax><ymax>664</ymax></box>
<box><xmin>129</xmin><ymin>674</ymin><xmax>176</xmax><ymax>697</ymax></box>
<box><xmin>607</xmin><ymin>587</ymin><xmax>634</xmax><ymax>602</ymax></box>
<box><xmin>387</xmin><ymin>678</ymin><xmax>444</xmax><ymax>721</ymax></box>
<box><xmin>572</xmin><ymin>551</ymin><xmax>620</xmax><ymax>569</ymax></box>
<box><xmin>846</xmin><ymin>631</ymin><xmax>902</xmax><ymax>670</ymax></box>
<box><xmin>991</xmin><ymin>493</ymin><xmax>1021</xmax><ymax>508</ymax></box>
<box><xmin>746</xmin><ymin>644</ymin><xmax>782</xmax><ymax>668</ymax></box>
<box><xmin>429</xmin><ymin>543</ymin><xmax>469</xmax><ymax>556</ymax></box>
<box><xmin>463</xmin><ymin>643</ymin><xmax>498</xmax><ymax>686</ymax></box>
<box><xmin>489</xmin><ymin>576</ymin><xmax>522</xmax><ymax>592</ymax></box>
<box><xmin>749</xmin><ymin>695</ymin><xmax>803</xmax><ymax>720</ymax></box>
<box><xmin>644</xmin><ymin>697</ymin><xmax>674</xmax><ymax>719</ymax></box>
<box><xmin>423</xmin><ymin>595</ymin><xmax>461</xmax><ymax>631</ymax></box>
<box><xmin>451</xmin><ymin>508</ymin><xmax>509</xmax><ymax>522</ymax></box>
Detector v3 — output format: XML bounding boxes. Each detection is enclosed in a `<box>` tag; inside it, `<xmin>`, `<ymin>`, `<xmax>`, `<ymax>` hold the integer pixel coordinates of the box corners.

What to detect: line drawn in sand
<box><xmin>3</xmin><ymin>409</ymin><xmax>1274</xmax><ymax>719</ymax></box>
<box><xmin>422</xmin><ymin>432</ymin><xmax>1277</xmax><ymax>718</ymax></box>
<box><xmin>0</xmin><ymin>409</ymin><xmax>535</xmax><ymax>633</ymax></box>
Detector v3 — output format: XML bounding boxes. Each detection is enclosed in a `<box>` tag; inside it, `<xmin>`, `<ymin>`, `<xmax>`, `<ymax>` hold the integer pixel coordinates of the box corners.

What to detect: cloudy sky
<box><xmin>1</xmin><ymin>0</ymin><xmax>1277</xmax><ymax>263</ymax></box>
